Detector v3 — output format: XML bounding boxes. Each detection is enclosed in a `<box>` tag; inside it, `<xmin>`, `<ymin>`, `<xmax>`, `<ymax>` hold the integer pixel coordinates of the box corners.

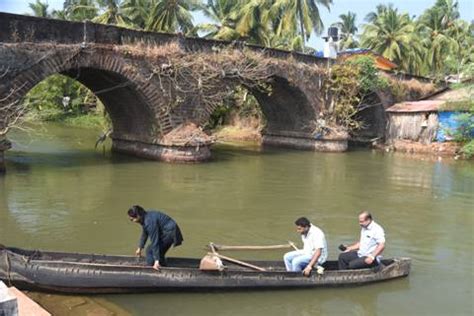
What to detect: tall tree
<box><xmin>121</xmin><ymin>0</ymin><xmax>155</xmax><ymax>29</ymax></box>
<box><xmin>361</xmin><ymin>6</ymin><xmax>423</xmax><ymax>74</ymax></box>
<box><xmin>234</xmin><ymin>0</ymin><xmax>273</xmax><ymax>45</ymax></box>
<box><xmin>53</xmin><ymin>0</ymin><xmax>98</xmax><ymax>21</ymax></box>
<box><xmin>198</xmin><ymin>0</ymin><xmax>241</xmax><ymax>40</ymax></box>
<box><xmin>332</xmin><ymin>11</ymin><xmax>358</xmax><ymax>50</ymax></box>
<box><xmin>146</xmin><ymin>0</ymin><xmax>200</xmax><ymax>35</ymax></box>
<box><xmin>417</xmin><ymin>0</ymin><xmax>463</xmax><ymax>76</ymax></box>
<box><xmin>435</xmin><ymin>0</ymin><xmax>460</xmax><ymax>28</ymax></box>
<box><xmin>364</xmin><ymin>3</ymin><xmax>392</xmax><ymax>23</ymax></box>
<box><xmin>28</xmin><ymin>0</ymin><xmax>51</xmax><ymax>17</ymax></box>
<box><xmin>93</xmin><ymin>0</ymin><xmax>129</xmax><ymax>26</ymax></box>
<box><xmin>271</xmin><ymin>0</ymin><xmax>333</xmax><ymax>50</ymax></box>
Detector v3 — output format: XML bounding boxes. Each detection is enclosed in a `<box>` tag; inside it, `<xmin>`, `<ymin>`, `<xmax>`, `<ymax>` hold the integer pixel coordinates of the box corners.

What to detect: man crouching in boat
<box><xmin>338</xmin><ymin>211</ymin><xmax>385</xmax><ymax>270</ymax></box>
<box><xmin>284</xmin><ymin>217</ymin><xmax>328</xmax><ymax>276</ymax></box>
<box><xmin>128</xmin><ymin>205</ymin><xmax>183</xmax><ymax>270</ymax></box>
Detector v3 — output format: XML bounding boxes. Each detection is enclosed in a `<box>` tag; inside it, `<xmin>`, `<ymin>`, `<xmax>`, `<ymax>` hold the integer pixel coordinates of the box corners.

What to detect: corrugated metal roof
<box><xmin>386</xmin><ymin>100</ymin><xmax>446</xmax><ymax>113</ymax></box>
<box><xmin>338</xmin><ymin>48</ymin><xmax>372</xmax><ymax>55</ymax></box>
<box><xmin>337</xmin><ymin>49</ymin><xmax>398</xmax><ymax>69</ymax></box>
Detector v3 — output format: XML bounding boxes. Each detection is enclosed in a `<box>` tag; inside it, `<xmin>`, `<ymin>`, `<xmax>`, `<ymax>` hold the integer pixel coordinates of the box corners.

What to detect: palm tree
<box><xmin>198</xmin><ymin>0</ymin><xmax>241</xmax><ymax>41</ymax></box>
<box><xmin>435</xmin><ymin>0</ymin><xmax>460</xmax><ymax>28</ymax></box>
<box><xmin>418</xmin><ymin>0</ymin><xmax>460</xmax><ymax>76</ymax></box>
<box><xmin>271</xmin><ymin>0</ymin><xmax>333</xmax><ymax>51</ymax></box>
<box><xmin>447</xmin><ymin>19</ymin><xmax>474</xmax><ymax>76</ymax></box>
<box><xmin>93</xmin><ymin>0</ymin><xmax>129</xmax><ymax>26</ymax></box>
<box><xmin>146</xmin><ymin>0</ymin><xmax>200</xmax><ymax>35</ymax></box>
<box><xmin>364</xmin><ymin>3</ymin><xmax>392</xmax><ymax>23</ymax></box>
<box><xmin>28</xmin><ymin>0</ymin><xmax>50</xmax><ymax>18</ymax></box>
<box><xmin>121</xmin><ymin>0</ymin><xmax>156</xmax><ymax>29</ymax></box>
<box><xmin>361</xmin><ymin>6</ymin><xmax>423</xmax><ymax>74</ymax></box>
<box><xmin>234</xmin><ymin>0</ymin><xmax>273</xmax><ymax>45</ymax></box>
<box><xmin>332</xmin><ymin>11</ymin><xmax>358</xmax><ymax>50</ymax></box>
<box><xmin>54</xmin><ymin>0</ymin><xmax>98</xmax><ymax>21</ymax></box>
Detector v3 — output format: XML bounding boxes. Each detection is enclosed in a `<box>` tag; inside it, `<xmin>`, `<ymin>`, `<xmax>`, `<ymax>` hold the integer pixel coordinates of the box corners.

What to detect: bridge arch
<box><xmin>180</xmin><ymin>74</ymin><xmax>317</xmax><ymax>135</ymax></box>
<box><xmin>3</xmin><ymin>46</ymin><xmax>170</xmax><ymax>144</ymax></box>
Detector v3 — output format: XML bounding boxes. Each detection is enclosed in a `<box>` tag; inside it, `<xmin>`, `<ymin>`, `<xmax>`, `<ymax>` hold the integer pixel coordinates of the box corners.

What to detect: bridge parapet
<box><xmin>0</xmin><ymin>13</ymin><xmax>328</xmax><ymax>67</ymax></box>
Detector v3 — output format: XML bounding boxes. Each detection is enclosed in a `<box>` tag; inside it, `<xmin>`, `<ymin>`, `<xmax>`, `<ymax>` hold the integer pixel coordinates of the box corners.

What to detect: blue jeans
<box><xmin>284</xmin><ymin>250</ymin><xmax>313</xmax><ymax>272</ymax></box>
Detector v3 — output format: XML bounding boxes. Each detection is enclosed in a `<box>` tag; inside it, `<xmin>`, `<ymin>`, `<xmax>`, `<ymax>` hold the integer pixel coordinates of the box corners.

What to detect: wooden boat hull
<box><xmin>0</xmin><ymin>247</ymin><xmax>411</xmax><ymax>294</ymax></box>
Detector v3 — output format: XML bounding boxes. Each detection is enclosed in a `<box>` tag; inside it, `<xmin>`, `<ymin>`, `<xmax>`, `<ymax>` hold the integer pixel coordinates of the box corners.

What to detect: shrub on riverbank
<box><xmin>26</xmin><ymin>107</ymin><xmax>109</xmax><ymax>129</ymax></box>
<box><xmin>441</xmin><ymin>98</ymin><xmax>474</xmax><ymax>159</ymax></box>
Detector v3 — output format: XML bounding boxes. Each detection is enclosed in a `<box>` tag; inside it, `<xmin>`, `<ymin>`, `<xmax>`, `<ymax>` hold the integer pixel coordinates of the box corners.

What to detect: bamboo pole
<box><xmin>288</xmin><ymin>241</ymin><xmax>299</xmax><ymax>251</ymax></box>
<box><xmin>209</xmin><ymin>242</ymin><xmax>297</xmax><ymax>251</ymax></box>
<box><xmin>209</xmin><ymin>243</ymin><xmax>218</xmax><ymax>254</ymax></box>
<box><xmin>209</xmin><ymin>253</ymin><xmax>266</xmax><ymax>272</ymax></box>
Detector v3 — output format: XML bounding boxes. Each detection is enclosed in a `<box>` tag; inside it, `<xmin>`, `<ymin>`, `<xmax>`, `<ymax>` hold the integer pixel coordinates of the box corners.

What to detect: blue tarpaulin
<box><xmin>436</xmin><ymin>111</ymin><xmax>474</xmax><ymax>142</ymax></box>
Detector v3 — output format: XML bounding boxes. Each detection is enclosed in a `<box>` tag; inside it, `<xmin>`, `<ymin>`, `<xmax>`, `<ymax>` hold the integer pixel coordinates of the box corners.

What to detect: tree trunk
<box><xmin>297</xmin><ymin>0</ymin><xmax>306</xmax><ymax>53</ymax></box>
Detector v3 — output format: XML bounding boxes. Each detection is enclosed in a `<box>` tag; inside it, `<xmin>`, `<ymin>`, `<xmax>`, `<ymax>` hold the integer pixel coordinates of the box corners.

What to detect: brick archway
<box><xmin>1</xmin><ymin>45</ymin><xmax>174</xmax><ymax>144</ymax></box>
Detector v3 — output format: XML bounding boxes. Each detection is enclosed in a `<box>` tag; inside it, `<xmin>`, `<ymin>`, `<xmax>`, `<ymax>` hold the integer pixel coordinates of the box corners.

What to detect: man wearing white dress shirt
<box><xmin>338</xmin><ymin>211</ymin><xmax>385</xmax><ymax>270</ymax></box>
<box><xmin>284</xmin><ymin>217</ymin><xmax>328</xmax><ymax>276</ymax></box>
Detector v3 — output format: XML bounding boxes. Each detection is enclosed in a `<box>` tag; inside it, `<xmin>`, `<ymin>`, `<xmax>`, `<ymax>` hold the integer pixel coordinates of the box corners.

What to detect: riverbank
<box><xmin>23</xmin><ymin>111</ymin><xmax>473</xmax><ymax>160</ymax></box>
<box><xmin>213</xmin><ymin>126</ymin><xmax>262</xmax><ymax>142</ymax></box>
<box><xmin>25</xmin><ymin>110</ymin><xmax>109</xmax><ymax>130</ymax></box>
<box><xmin>379</xmin><ymin>140</ymin><xmax>463</xmax><ymax>157</ymax></box>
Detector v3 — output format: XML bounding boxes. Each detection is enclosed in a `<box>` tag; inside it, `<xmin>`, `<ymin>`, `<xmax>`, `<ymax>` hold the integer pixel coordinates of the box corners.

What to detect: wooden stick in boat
<box><xmin>288</xmin><ymin>241</ymin><xmax>299</xmax><ymax>251</ymax></box>
<box><xmin>210</xmin><ymin>243</ymin><xmax>297</xmax><ymax>251</ymax></box>
<box><xmin>209</xmin><ymin>253</ymin><xmax>266</xmax><ymax>272</ymax></box>
<box><xmin>209</xmin><ymin>243</ymin><xmax>218</xmax><ymax>254</ymax></box>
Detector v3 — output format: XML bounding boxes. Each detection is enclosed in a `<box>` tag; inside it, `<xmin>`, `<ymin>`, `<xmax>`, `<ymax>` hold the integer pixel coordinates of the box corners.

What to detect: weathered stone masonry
<box><xmin>0</xmin><ymin>13</ymin><xmax>346</xmax><ymax>168</ymax></box>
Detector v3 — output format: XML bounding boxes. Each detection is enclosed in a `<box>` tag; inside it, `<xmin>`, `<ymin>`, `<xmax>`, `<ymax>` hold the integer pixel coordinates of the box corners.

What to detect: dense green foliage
<box><xmin>325</xmin><ymin>56</ymin><xmax>388</xmax><ymax>131</ymax></box>
<box><xmin>360</xmin><ymin>1</ymin><xmax>473</xmax><ymax>77</ymax></box>
<box><xmin>442</xmin><ymin>96</ymin><xmax>474</xmax><ymax>158</ymax></box>
<box><xmin>23</xmin><ymin>74</ymin><xmax>109</xmax><ymax>128</ymax></box>
<box><xmin>205</xmin><ymin>88</ymin><xmax>263</xmax><ymax>130</ymax></box>
<box><xmin>460</xmin><ymin>140</ymin><xmax>474</xmax><ymax>159</ymax></box>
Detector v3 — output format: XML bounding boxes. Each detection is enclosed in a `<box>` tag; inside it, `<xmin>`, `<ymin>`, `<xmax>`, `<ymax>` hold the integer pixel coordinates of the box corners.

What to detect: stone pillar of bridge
<box><xmin>262</xmin><ymin>132</ymin><xmax>349</xmax><ymax>152</ymax></box>
<box><xmin>0</xmin><ymin>138</ymin><xmax>11</xmax><ymax>174</ymax></box>
<box><xmin>111</xmin><ymin>123</ymin><xmax>215</xmax><ymax>163</ymax></box>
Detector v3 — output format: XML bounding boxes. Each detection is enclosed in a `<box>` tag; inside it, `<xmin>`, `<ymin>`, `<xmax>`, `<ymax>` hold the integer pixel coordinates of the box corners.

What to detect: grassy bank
<box><xmin>211</xmin><ymin>112</ymin><xmax>263</xmax><ymax>143</ymax></box>
<box><xmin>26</xmin><ymin>109</ymin><xmax>109</xmax><ymax>129</ymax></box>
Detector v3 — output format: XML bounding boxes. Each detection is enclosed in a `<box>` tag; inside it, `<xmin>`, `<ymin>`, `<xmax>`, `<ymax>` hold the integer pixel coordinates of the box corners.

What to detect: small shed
<box><xmin>385</xmin><ymin>100</ymin><xmax>445</xmax><ymax>144</ymax></box>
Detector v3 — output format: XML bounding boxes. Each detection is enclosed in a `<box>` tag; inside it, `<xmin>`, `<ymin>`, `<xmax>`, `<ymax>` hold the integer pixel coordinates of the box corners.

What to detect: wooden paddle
<box><xmin>208</xmin><ymin>252</ymin><xmax>266</xmax><ymax>272</ymax></box>
<box><xmin>209</xmin><ymin>242</ymin><xmax>298</xmax><ymax>251</ymax></box>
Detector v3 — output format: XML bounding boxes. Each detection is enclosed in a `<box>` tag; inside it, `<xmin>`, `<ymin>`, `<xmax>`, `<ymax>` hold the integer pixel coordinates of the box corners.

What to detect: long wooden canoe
<box><xmin>0</xmin><ymin>246</ymin><xmax>410</xmax><ymax>294</ymax></box>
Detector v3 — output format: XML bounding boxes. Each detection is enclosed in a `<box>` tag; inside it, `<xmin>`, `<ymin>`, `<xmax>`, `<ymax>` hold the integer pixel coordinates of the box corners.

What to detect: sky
<box><xmin>1</xmin><ymin>0</ymin><xmax>473</xmax><ymax>50</ymax></box>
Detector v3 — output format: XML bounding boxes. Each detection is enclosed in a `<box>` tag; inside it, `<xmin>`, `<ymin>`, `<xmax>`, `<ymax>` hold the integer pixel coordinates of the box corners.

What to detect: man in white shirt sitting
<box><xmin>284</xmin><ymin>217</ymin><xmax>328</xmax><ymax>276</ymax></box>
<box><xmin>338</xmin><ymin>211</ymin><xmax>385</xmax><ymax>270</ymax></box>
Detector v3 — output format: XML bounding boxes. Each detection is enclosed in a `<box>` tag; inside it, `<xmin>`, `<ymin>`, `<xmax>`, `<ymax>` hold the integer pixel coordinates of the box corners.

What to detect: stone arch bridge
<box><xmin>0</xmin><ymin>13</ymin><xmax>411</xmax><ymax>167</ymax></box>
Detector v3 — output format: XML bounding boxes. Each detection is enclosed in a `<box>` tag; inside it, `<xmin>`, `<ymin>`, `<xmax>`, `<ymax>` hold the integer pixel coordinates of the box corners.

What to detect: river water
<box><xmin>0</xmin><ymin>123</ymin><xmax>473</xmax><ymax>315</ymax></box>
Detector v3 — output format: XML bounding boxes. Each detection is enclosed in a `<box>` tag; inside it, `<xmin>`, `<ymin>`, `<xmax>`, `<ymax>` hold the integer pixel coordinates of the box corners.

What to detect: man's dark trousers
<box><xmin>145</xmin><ymin>235</ymin><xmax>174</xmax><ymax>266</ymax></box>
<box><xmin>338</xmin><ymin>250</ymin><xmax>377</xmax><ymax>269</ymax></box>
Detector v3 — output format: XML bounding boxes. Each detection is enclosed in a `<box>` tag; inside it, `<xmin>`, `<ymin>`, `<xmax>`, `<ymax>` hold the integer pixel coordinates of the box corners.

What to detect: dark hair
<box><xmin>128</xmin><ymin>205</ymin><xmax>147</xmax><ymax>218</ymax></box>
<box><xmin>295</xmin><ymin>217</ymin><xmax>311</xmax><ymax>227</ymax></box>
<box><xmin>359</xmin><ymin>211</ymin><xmax>372</xmax><ymax>221</ymax></box>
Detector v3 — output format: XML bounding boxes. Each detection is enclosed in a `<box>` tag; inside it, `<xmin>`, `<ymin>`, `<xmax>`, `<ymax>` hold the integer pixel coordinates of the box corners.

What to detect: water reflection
<box><xmin>105</xmin><ymin>279</ymin><xmax>410</xmax><ymax>316</ymax></box>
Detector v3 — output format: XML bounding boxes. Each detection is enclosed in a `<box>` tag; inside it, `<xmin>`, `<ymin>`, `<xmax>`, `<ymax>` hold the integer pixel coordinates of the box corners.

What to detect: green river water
<box><xmin>0</xmin><ymin>123</ymin><xmax>473</xmax><ymax>315</ymax></box>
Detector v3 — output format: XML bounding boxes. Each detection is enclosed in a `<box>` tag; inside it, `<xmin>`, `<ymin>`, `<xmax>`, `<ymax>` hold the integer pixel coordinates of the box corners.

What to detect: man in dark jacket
<box><xmin>128</xmin><ymin>205</ymin><xmax>183</xmax><ymax>270</ymax></box>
